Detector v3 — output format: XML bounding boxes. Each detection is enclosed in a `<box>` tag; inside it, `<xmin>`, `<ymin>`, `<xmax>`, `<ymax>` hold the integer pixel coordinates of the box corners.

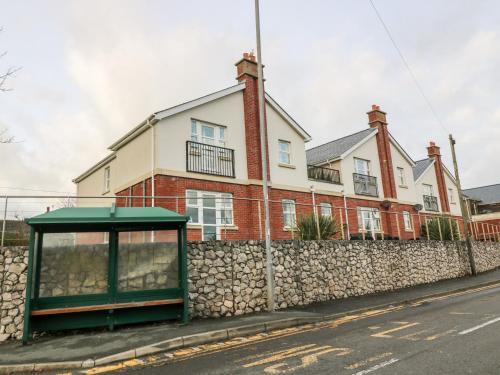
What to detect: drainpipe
<box><xmin>310</xmin><ymin>186</ymin><xmax>321</xmax><ymax>240</ymax></box>
<box><xmin>343</xmin><ymin>190</ymin><xmax>350</xmax><ymax>240</ymax></box>
<box><xmin>149</xmin><ymin>119</ymin><xmax>155</xmax><ymax>207</ymax></box>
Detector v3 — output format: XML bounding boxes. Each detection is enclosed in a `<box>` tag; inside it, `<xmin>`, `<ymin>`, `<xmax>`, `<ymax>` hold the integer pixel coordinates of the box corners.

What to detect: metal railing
<box><xmin>423</xmin><ymin>195</ymin><xmax>439</xmax><ymax>212</ymax></box>
<box><xmin>1</xmin><ymin>194</ymin><xmax>499</xmax><ymax>244</ymax></box>
<box><xmin>186</xmin><ymin>141</ymin><xmax>235</xmax><ymax>178</ymax></box>
<box><xmin>307</xmin><ymin>165</ymin><xmax>341</xmax><ymax>184</ymax></box>
<box><xmin>353</xmin><ymin>173</ymin><xmax>378</xmax><ymax>197</ymax></box>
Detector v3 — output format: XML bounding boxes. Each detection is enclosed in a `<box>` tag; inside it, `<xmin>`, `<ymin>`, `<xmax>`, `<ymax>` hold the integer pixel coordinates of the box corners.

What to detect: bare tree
<box><xmin>1</xmin><ymin>27</ymin><xmax>21</xmax><ymax>143</ymax></box>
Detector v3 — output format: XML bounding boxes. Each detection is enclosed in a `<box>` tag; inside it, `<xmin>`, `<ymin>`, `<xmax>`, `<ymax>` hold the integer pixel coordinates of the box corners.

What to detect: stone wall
<box><xmin>0</xmin><ymin>247</ymin><xmax>28</xmax><ymax>341</ymax></box>
<box><xmin>1</xmin><ymin>240</ymin><xmax>500</xmax><ymax>341</ymax></box>
<box><xmin>188</xmin><ymin>240</ymin><xmax>474</xmax><ymax>317</ymax></box>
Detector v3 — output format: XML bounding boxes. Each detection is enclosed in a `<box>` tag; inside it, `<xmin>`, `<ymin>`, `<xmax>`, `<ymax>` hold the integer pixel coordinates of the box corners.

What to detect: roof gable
<box><xmin>306</xmin><ymin>128</ymin><xmax>376</xmax><ymax>165</ymax></box>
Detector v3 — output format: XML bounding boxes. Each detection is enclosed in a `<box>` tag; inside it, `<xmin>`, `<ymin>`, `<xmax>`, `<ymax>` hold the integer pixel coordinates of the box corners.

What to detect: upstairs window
<box><xmin>397</xmin><ymin>167</ymin><xmax>406</xmax><ymax>187</ymax></box>
<box><xmin>103</xmin><ymin>166</ymin><xmax>111</xmax><ymax>193</ymax></box>
<box><xmin>448</xmin><ymin>188</ymin><xmax>455</xmax><ymax>204</ymax></box>
<box><xmin>191</xmin><ymin>119</ymin><xmax>226</xmax><ymax>147</ymax></box>
<box><xmin>354</xmin><ymin>158</ymin><xmax>370</xmax><ymax>176</ymax></box>
<box><xmin>279</xmin><ymin>140</ymin><xmax>291</xmax><ymax>165</ymax></box>
<box><xmin>423</xmin><ymin>184</ymin><xmax>434</xmax><ymax>196</ymax></box>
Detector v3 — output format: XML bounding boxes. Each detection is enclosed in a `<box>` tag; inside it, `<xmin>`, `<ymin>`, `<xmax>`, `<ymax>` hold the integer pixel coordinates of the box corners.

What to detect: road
<box><xmin>85</xmin><ymin>283</ymin><xmax>500</xmax><ymax>375</ymax></box>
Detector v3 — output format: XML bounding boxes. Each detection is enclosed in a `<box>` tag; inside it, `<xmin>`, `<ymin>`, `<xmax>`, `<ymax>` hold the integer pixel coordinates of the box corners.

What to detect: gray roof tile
<box><xmin>412</xmin><ymin>158</ymin><xmax>434</xmax><ymax>180</ymax></box>
<box><xmin>463</xmin><ymin>184</ymin><xmax>500</xmax><ymax>204</ymax></box>
<box><xmin>306</xmin><ymin>128</ymin><xmax>375</xmax><ymax>165</ymax></box>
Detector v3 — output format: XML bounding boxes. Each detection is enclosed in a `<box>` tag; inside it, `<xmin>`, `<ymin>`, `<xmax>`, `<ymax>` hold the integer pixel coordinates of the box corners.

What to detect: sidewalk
<box><xmin>1</xmin><ymin>268</ymin><xmax>500</xmax><ymax>370</ymax></box>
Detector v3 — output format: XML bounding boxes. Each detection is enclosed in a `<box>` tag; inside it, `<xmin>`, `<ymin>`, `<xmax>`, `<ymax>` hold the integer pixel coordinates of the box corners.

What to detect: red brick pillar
<box><xmin>427</xmin><ymin>141</ymin><xmax>450</xmax><ymax>213</ymax></box>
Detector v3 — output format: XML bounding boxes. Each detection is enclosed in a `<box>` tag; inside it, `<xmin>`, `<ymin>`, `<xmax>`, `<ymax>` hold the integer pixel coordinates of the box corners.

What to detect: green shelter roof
<box><xmin>27</xmin><ymin>206</ymin><xmax>189</xmax><ymax>226</ymax></box>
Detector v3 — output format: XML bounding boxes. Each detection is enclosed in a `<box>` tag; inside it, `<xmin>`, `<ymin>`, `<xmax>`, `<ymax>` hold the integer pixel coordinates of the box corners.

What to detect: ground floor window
<box><xmin>282</xmin><ymin>199</ymin><xmax>297</xmax><ymax>229</ymax></box>
<box><xmin>357</xmin><ymin>207</ymin><xmax>381</xmax><ymax>233</ymax></box>
<box><xmin>185</xmin><ymin>189</ymin><xmax>233</xmax><ymax>240</ymax></box>
<box><xmin>403</xmin><ymin>211</ymin><xmax>413</xmax><ymax>231</ymax></box>
<box><xmin>319</xmin><ymin>203</ymin><xmax>332</xmax><ymax>218</ymax></box>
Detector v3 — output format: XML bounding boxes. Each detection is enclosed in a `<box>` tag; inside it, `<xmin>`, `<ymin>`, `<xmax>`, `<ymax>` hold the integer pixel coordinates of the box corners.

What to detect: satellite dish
<box><xmin>414</xmin><ymin>204</ymin><xmax>423</xmax><ymax>212</ymax></box>
<box><xmin>381</xmin><ymin>200</ymin><xmax>392</xmax><ymax>209</ymax></box>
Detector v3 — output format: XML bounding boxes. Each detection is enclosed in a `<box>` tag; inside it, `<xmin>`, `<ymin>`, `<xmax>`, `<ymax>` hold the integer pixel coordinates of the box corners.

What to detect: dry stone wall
<box><xmin>1</xmin><ymin>240</ymin><xmax>500</xmax><ymax>340</ymax></box>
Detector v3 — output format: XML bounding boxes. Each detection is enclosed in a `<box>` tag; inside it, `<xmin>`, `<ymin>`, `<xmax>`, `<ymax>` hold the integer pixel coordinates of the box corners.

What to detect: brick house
<box><xmin>74</xmin><ymin>52</ymin><xmax>465</xmax><ymax>241</ymax></box>
<box><xmin>464</xmin><ymin>184</ymin><xmax>500</xmax><ymax>240</ymax></box>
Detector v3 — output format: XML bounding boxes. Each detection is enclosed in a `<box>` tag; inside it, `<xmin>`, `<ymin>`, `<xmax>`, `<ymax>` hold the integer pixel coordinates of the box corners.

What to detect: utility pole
<box><xmin>255</xmin><ymin>0</ymin><xmax>275</xmax><ymax>310</ymax></box>
<box><xmin>449</xmin><ymin>134</ymin><xmax>476</xmax><ymax>276</ymax></box>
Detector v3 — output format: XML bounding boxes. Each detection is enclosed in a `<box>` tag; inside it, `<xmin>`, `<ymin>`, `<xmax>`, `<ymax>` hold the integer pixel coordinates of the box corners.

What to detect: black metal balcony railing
<box><xmin>307</xmin><ymin>165</ymin><xmax>341</xmax><ymax>184</ymax></box>
<box><xmin>353</xmin><ymin>173</ymin><xmax>378</xmax><ymax>197</ymax></box>
<box><xmin>186</xmin><ymin>141</ymin><xmax>235</xmax><ymax>178</ymax></box>
<box><xmin>423</xmin><ymin>195</ymin><xmax>439</xmax><ymax>212</ymax></box>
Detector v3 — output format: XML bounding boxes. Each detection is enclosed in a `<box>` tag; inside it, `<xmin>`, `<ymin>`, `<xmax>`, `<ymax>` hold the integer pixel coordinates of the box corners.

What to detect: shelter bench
<box><xmin>31</xmin><ymin>298</ymin><xmax>184</xmax><ymax>316</ymax></box>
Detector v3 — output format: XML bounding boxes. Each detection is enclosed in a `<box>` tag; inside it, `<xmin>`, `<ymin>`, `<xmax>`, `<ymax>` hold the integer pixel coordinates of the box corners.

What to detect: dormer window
<box><xmin>191</xmin><ymin>119</ymin><xmax>226</xmax><ymax>147</ymax></box>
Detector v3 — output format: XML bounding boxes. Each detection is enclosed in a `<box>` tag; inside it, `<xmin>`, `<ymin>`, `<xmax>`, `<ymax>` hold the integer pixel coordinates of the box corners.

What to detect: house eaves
<box><xmin>73</xmin><ymin>153</ymin><xmax>116</xmax><ymax>183</ymax></box>
<box><xmin>265</xmin><ymin>93</ymin><xmax>312</xmax><ymax>141</ymax></box>
<box><xmin>388</xmin><ymin>133</ymin><xmax>415</xmax><ymax>166</ymax></box>
<box><xmin>338</xmin><ymin>128</ymin><xmax>379</xmax><ymax>160</ymax></box>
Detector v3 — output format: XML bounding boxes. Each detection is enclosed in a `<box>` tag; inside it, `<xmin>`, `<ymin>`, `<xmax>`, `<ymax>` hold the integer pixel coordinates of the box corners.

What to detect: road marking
<box><xmin>371</xmin><ymin>322</ymin><xmax>420</xmax><ymax>338</ymax></box>
<box><xmin>351</xmin><ymin>358</ymin><xmax>400</xmax><ymax>375</ymax></box>
<box><xmin>264</xmin><ymin>347</ymin><xmax>349</xmax><ymax>374</ymax></box>
<box><xmin>449</xmin><ymin>311</ymin><xmax>474</xmax><ymax>315</ymax></box>
<box><xmin>425</xmin><ymin>329</ymin><xmax>456</xmax><ymax>341</ymax></box>
<box><xmin>346</xmin><ymin>352</ymin><xmax>392</xmax><ymax>370</ymax></box>
<box><xmin>399</xmin><ymin>329</ymin><xmax>430</xmax><ymax>341</ymax></box>
<box><xmin>458</xmin><ymin>317</ymin><xmax>500</xmax><ymax>335</ymax></box>
<box><xmin>243</xmin><ymin>345</ymin><xmax>351</xmax><ymax>368</ymax></box>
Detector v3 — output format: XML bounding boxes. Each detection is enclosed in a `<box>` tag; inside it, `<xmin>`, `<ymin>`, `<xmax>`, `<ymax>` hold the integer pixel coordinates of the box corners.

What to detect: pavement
<box><xmin>1</xmin><ymin>268</ymin><xmax>500</xmax><ymax>373</ymax></box>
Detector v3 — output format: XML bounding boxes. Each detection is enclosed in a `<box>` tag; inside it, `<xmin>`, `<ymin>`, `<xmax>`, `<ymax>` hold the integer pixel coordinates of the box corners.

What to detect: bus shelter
<box><xmin>22</xmin><ymin>205</ymin><xmax>189</xmax><ymax>344</ymax></box>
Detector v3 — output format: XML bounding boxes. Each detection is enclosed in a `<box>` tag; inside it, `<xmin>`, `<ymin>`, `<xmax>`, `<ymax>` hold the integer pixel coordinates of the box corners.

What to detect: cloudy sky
<box><xmin>1</xmin><ymin>0</ymin><xmax>499</xmax><ymax>200</ymax></box>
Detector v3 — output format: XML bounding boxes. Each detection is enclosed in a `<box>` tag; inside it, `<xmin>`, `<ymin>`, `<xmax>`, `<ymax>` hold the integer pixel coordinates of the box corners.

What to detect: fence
<box><xmin>1</xmin><ymin>195</ymin><xmax>500</xmax><ymax>245</ymax></box>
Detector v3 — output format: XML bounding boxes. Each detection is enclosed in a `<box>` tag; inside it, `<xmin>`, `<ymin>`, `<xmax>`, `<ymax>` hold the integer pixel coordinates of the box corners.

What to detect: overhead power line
<box><xmin>0</xmin><ymin>186</ymin><xmax>72</xmax><ymax>194</ymax></box>
<box><xmin>368</xmin><ymin>0</ymin><xmax>450</xmax><ymax>136</ymax></box>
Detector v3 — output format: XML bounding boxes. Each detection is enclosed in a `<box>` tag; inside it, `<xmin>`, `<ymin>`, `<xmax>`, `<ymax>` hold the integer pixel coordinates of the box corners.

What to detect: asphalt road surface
<box><xmin>86</xmin><ymin>283</ymin><xmax>500</xmax><ymax>375</ymax></box>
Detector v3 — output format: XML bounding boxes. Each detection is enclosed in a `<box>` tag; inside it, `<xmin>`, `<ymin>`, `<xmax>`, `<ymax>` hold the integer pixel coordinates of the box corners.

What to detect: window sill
<box><xmin>220</xmin><ymin>225</ymin><xmax>239</xmax><ymax>231</ymax></box>
<box><xmin>398</xmin><ymin>185</ymin><xmax>408</xmax><ymax>189</ymax></box>
<box><xmin>278</xmin><ymin>163</ymin><xmax>296</xmax><ymax>169</ymax></box>
<box><xmin>187</xmin><ymin>223</ymin><xmax>239</xmax><ymax>231</ymax></box>
<box><xmin>283</xmin><ymin>226</ymin><xmax>298</xmax><ymax>232</ymax></box>
<box><xmin>187</xmin><ymin>223</ymin><xmax>202</xmax><ymax>229</ymax></box>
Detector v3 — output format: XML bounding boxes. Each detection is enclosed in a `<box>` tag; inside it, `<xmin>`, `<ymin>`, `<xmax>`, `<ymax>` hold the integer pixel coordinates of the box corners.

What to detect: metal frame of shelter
<box><xmin>22</xmin><ymin>205</ymin><xmax>189</xmax><ymax>344</ymax></box>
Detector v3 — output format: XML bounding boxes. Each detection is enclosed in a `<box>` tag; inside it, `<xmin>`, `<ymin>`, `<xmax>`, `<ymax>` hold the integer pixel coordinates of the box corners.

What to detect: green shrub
<box><xmin>421</xmin><ymin>216</ymin><xmax>460</xmax><ymax>240</ymax></box>
<box><xmin>297</xmin><ymin>213</ymin><xmax>340</xmax><ymax>240</ymax></box>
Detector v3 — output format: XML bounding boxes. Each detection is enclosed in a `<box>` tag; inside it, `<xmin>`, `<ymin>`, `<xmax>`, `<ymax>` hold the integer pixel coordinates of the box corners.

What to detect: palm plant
<box><xmin>421</xmin><ymin>216</ymin><xmax>460</xmax><ymax>240</ymax></box>
<box><xmin>297</xmin><ymin>213</ymin><xmax>340</xmax><ymax>240</ymax></box>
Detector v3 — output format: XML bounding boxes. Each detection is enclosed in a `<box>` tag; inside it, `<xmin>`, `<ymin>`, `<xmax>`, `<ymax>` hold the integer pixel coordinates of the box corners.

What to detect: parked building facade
<box><xmin>464</xmin><ymin>183</ymin><xmax>500</xmax><ymax>240</ymax></box>
<box><xmin>74</xmin><ymin>52</ymin><xmax>465</xmax><ymax>241</ymax></box>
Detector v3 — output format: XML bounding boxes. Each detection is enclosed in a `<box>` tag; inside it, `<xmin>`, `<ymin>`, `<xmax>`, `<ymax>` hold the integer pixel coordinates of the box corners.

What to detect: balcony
<box><xmin>186</xmin><ymin>141</ymin><xmax>235</xmax><ymax>178</ymax></box>
<box><xmin>307</xmin><ymin>165</ymin><xmax>341</xmax><ymax>184</ymax></box>
<box><xmin>423</xmin><ymin>195</ymin><xmax>439</xmax><ymax>212</ymax></box>
<box><xmin>353</xmin><ymin>173</ymin><xmax>378</xmax><ymax>197</ymax></box>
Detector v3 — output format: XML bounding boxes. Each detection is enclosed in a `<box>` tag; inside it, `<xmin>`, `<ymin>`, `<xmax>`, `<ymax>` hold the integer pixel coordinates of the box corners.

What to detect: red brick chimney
<box><xmin>367</xmin><ymin>105</ymin><xmax>397</xmax><ymax>199</ymax></box>
<box><xmin>427</xmin><ymin>141</ymin><xmax>450</xmax><ymax>213</ymax></box>
<box><xmin>235</xmin><ymin>52</ymin><xmax>269</xmax><ymax>181</ymax></box>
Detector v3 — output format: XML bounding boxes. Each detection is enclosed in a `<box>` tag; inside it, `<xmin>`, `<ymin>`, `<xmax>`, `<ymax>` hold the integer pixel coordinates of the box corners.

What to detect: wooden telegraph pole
<box><xmin>449</xmin><ymin>134</ymin><xmax>477</xmax><ymax>275</ymax></box>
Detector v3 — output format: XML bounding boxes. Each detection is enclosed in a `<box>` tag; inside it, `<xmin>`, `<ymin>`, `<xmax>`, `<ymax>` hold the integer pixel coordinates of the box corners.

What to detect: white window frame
<box><xmin>185</xmin><ymin>190</ymin><xmax>234</xmax><ymax>240</ymax></box>
<box><xmin>357</xmin><ymin>207</ymin><xmax>381</xmax><ymax>235</ymax></box>
<box><xmin>103</xmin><ymin>166</ymin><xmax>111</xmax><ymax>193</ymax></box>
<box><xmin>319</xmin><ymin>203</ymin><xmax>332</xmax><ymax>218</ymax></box>
<box><xmin>278</xmin><ymin>140</ymin><xmax>292</xmax><ymax>165</ymax></box>
<box><xmin>282</xmin><ymin>199</ymin><xmax>297</xmax><ymax>229</ymax></box>
<box><xmin>423</xmin><ymin>184</ymin><xmax>434</xmax><ymax>196</ymax></box>
<box><xmin>354</xmin><ymin>158</ymin><xmax>370</xmax><ymax>176</ymax></box>
<box><xmin>402</xmin><ymin>211</ymin><xmax>412</xmax><ymax>231</ymax></box>
<box><xmin>397</xmin><ymin>167</ymin><xmax>406</xmax><ymax>187</ymax></box>
<box><xmin>448</xmin><ymin>188</ymin><xmax>455</xmax><ymax>204</ymax></box>
<box><xmin>190</xmin><ymin>119</ymin><xmax>226</xmax><ymax>147</ymax></box>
